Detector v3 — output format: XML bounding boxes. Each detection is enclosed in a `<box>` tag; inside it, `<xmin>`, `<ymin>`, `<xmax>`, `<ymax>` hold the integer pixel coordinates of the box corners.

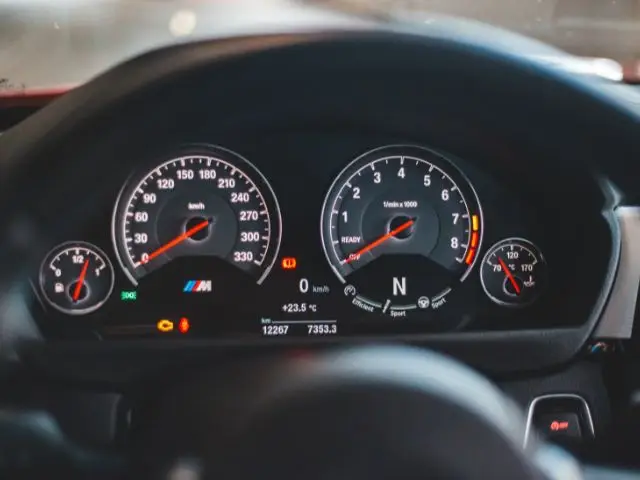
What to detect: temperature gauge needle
<box><xmin>140</xmin><ymin>219</ymin><xmax>209</xmax><ymax>265</ymax></box>
<box><xmin>72</xmin><ymin>259</ymin><xmax>90</xmax><ymax>301</ymax></box>
<box><xmin>343</xmin><ymin>219</ymin><xmax>414</xmax><ymax>264</ymax></box>
<box><xmin>497</xmin><ymin>257</ymin><xmax>521</xmax><ymax>295</ymax></box>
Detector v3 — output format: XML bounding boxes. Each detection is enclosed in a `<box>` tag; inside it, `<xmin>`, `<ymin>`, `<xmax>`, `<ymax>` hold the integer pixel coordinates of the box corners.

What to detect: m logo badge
<box><xmin>183</xmin><ymin>280</ymin><xmax>212</xmax><ymax>293</ymax></box>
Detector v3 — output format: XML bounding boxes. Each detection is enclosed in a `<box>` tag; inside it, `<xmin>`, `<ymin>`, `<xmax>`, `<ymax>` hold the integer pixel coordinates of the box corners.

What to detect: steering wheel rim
<box><xmin>129</xmin><ymin>346</ymin><xmax>551</xmax><ymax>480</ymax></box>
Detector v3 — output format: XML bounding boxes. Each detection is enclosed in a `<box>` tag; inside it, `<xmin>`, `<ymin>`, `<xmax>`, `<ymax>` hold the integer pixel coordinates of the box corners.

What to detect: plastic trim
<box><xmin>523</xmin><ymin>393</ymin><xmax>596</xmax><ymax>448</ymax></box>
<box><xmin>594</xmin><ymin>206</ymin><xmax>640</xmax><ymax>339</ymax></box>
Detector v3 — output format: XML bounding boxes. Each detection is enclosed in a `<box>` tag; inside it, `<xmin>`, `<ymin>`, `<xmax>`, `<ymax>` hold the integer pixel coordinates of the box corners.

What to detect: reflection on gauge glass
<box><xmin>480</xmin><ymin>238</ymin><xmax>547</xmax><ymax>307</ymax></box>
<box><xmin>112</xmin><ymin>145</ymin><xmax>282</xmax><ymax>285</ymax></box>
<box><xmin>320</xmin><ymin>144</ymin><xmax>483</xmax><ymax>317</ymax></box>
<box><xmin>39</xmin><ymin>241</ymin><xmax>114</xmax><ymax>315</ymax></box>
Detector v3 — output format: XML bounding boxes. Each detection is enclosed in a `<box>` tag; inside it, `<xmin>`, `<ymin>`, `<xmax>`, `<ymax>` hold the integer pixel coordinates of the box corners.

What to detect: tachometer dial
<box><xmin>320</xmin><ymin>145</ymin><xmax>483</xmax><ymax>317</ymax></box>
<box><xmin>39</xmin><ymin>241</ymin><xmax>114</xmax><ymax>315</ymax></box>
<box><xmin>112</xmin><ymin>145</ymin><xmax>282</xmax><ymax>285</ymax></box>
<box><xmin>480</xmin><ymin>238</ymin><xmax>547</xmax><ymax>307</ymax></box>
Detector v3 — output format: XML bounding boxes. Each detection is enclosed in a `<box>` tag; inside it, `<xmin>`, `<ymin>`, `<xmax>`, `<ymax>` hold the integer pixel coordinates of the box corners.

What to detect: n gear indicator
<box><xmin>320</xmin><ymin>145</ymin><xmax>484</xmax><ymax>318</ymax></box>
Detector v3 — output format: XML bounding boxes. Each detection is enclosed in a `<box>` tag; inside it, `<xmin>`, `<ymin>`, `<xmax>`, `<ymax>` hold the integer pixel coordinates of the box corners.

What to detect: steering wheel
<box><xmin>0</xmin><ymin>20</ymin><xmax>639</xmax><ymax>480</ymax></box>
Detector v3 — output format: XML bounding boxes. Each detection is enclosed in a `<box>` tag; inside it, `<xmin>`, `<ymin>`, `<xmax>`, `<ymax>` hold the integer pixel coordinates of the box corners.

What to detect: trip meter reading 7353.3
<box><xmin>112</xmin><ymin>145</ymin><xmax>282</xmax><ymax>285</ymax></box>
<box><xmin>320</xmin><ymin>145</ymin><xmax>483</xmax><ymax>318</ymax></box>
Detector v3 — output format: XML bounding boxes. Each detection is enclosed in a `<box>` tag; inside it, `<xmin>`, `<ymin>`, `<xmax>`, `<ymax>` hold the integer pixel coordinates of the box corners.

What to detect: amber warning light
<box><xmin>281</xmin><ymin>257</ymin><xmax>297</xmax><ymax>270</ymax></box>
<box><xmin>157</xmin><ymin>319</ymin><xmax>174</xmax><ymax>332</ymax></box>
<box><xmin>156</xmin><ymin>317</ymin><xmax>190</xmax><ymax>334</ymax></box>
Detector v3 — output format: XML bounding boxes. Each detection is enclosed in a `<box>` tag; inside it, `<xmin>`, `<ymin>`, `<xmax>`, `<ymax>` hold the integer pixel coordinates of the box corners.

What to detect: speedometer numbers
<box><xmin>320</xmin><ymin>145</ymin><xmax>483</xmax><ymax>318</ymax></box>
<box><xmin>480</xmin><ymin>238</ymin><xmax>547</xmax><ymax>307</ymax></box>
<box><xmin>112</xmin><ymin>145</ymin><xmax>282</xmax><ymax>285</ymax></box>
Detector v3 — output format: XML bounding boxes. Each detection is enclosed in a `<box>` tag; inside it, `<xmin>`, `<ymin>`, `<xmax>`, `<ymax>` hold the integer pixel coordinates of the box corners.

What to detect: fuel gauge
<box><xmin>39</xmin><ymin>241</ymin><xmax>114</xmax><ymax>315</ymax></box>
<box><xmin>480</xmin><ymin>238</ymin><xmax>547</xmax><ymax>307</ymax></box>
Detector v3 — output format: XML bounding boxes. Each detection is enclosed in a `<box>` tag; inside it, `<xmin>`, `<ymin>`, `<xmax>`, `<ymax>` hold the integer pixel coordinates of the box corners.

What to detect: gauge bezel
<box><xmin>39</xmin><ymin>241</ymin><xmax>115</xmax><ymax>316</ymax></box>
<box><xmin>319</xmin><ymin>144</ymin><xmax>484</xmax><ymax>314</ymax></box>
<box><xmin>479</xmin><ymin>237</ymin><xmax>546</xmax><ymax>308</ymax></box>
<box><xmin>111</xmin><ymin>144</ymin><xmax>283</xmax><ymax>286</ymax></box>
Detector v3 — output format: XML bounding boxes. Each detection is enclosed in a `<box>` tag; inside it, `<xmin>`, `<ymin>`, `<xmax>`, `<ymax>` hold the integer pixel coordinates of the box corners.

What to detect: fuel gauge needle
<box><xmin>72</xmin><ymin>259</ymin><xmax>90</xmax><ymax>302</ymax></box>
<box><xmin>497</xmin><ymin>257</ymin><xmax>521</xmax><ymax>295</ymax></box>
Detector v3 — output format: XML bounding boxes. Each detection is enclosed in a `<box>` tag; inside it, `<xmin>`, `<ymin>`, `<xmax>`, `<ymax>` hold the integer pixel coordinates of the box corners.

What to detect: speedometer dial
<box><xmin>320</xmin><ymin>145</ymin><xmax>483</xmax><ymax>317</ymax></box>
<box><xmin>112</xmin><ymin>145</ymin><xmax>282</xmax><ymax>285</ymax></box>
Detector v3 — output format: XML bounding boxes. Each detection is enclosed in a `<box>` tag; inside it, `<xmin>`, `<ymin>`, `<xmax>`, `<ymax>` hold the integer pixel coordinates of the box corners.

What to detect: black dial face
<box><xmin>320</xmin><ymin>145</ymin><xmax>483</xmax><ymax>318</ymax></box>
<box><xmin>39</xmin><ymin>241</ymin><xmax>114</xmax><ymax>315</ymax></box>
<box><xmin>480</xmin><ymin>238</ymin><xmax>547</xmax><ymax>307</ymax></box>
<box><xmin>112</xmin><ymin>145</ymin><xmax>282</xmax><ymax>285</ymax></box>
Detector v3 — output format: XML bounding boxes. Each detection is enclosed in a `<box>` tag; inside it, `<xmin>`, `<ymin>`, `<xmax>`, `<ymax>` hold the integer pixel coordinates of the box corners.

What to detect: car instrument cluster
<box><xmin>29</xmin><ymin>133</ymin><xmax>608</xmax><ymax>342</ymax></box>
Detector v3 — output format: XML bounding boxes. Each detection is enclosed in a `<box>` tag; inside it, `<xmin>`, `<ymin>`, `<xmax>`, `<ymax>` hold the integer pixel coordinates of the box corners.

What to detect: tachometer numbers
<box><xmin>320</xmin><ymin>144</ymin><xmax>483</xmax><ymax>317</ymax></box>
<box><xmin>480</xmin><ymin>238</ymin><xmax>547</xmax><ymax>307</ymax></box>
<box><xmin>39</xmin><ymin>242</ymin><xmax>114</xmax><ymax>315</ymax></box>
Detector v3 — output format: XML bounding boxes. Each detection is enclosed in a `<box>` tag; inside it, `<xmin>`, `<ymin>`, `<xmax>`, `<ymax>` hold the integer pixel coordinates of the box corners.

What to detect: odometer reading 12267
<box><xmin>112</xmin><ymin>145</ymin><xmax>282</xmax><ymax>285</ymax></box>
<box><xmin>320</xmin><ymin>145</ymin><xmax>483</xmax><ymax>318</ymax></box>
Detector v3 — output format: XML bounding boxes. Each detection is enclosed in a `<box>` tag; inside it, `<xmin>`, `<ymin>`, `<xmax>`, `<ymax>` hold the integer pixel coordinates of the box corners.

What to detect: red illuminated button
<box><xmin>537</xmin><ymin>413</ymin><xmax>582</xmax><ymax>440</ymax></box>
<box><xmin>550</xmin><ymin>420</ymin><xmax>569</xmax><ymax>432</ymax></box>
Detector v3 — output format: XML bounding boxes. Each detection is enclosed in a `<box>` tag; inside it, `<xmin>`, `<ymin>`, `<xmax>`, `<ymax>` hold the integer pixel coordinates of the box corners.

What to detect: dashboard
<box><xmin>0</xmin><ymin>23</ymin><xmax>635</xmax><ymax>379</ymax></box>
<box><xmin>6</xmin><ymin>22</ymin><xmax>640</xmax><ymax>479</ymax></box>
<box><xmin>27</xmin><ymin>128</ymin><xmax>613</xmax><ymax>344</ymax></box>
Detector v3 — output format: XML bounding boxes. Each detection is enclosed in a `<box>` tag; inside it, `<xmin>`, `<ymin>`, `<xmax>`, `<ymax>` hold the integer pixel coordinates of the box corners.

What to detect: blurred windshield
<box><xmin>1</xmin><ymin>0</ymin><xmax>639</xmax><ymax>93</ymax></box>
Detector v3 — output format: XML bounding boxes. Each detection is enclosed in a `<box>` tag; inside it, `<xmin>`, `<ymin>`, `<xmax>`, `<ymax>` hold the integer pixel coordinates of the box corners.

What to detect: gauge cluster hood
<box><xmin>0</xmin><ymin>9</ymin><xmax>638</xmax><ymax>378</ymax></box>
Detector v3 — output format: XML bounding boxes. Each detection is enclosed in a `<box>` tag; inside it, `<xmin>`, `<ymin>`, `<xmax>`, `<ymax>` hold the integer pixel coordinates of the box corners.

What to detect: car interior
<box><xmin>2</xmin><ymin>6</ymin><xmax>640</xmax><ymax>480</ymax></box>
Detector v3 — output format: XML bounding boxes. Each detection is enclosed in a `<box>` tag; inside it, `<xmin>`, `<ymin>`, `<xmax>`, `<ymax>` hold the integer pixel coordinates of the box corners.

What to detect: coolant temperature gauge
<box><xmin>39</xmin><ymin>241</ymin><xmax>114</xmax><ymax>315</ymax></box>
<box><xmin>480</xmin><ymin>238</ymin><xmax>547</xmax><ymax>307</ymax></box>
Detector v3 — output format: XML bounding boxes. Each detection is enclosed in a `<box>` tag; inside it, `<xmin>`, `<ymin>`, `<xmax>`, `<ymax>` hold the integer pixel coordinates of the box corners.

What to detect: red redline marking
<box><xmin>497</xmin><ymin>257</ymin><xmax>521</xmax><ymax>294</ymax></box>
<box><xmin>470</xmin><ymin>231</ymin><xmax>479</xmax><ymax>248</ymax></box>
<box><xmin>72</xmin><ymin>259</ymin><xmax>90</xmax><ymax>301</ymax></box>
<box><xmin>465</xmin><ymin>248</ymin><xmax>476</xmax><ymax>265</ymax></box>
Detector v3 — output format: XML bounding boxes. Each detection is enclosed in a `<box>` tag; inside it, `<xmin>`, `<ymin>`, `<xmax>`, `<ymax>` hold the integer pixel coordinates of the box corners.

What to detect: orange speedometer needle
<box><xmin>140</xmin><ymin>219</ymin><xmax>209</xmax><ymax>265</ymax></box>
<box><xmin>72</xmin><ymin>259</ymin><xmax>90</xmax><ymax>301</ymax></box>
<box><xmin>343</xmin><ymin>219</ymin><xmax>414</xmax><ymax>264</ymax></box>
<box><xmin>497</xmin><ymin>257</ymin><xmax>521</xmax><ymax>295</ymax></box>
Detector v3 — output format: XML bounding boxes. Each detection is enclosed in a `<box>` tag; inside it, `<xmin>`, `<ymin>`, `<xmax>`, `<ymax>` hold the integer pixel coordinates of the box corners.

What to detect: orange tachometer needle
<box><xmin>343</xmin><ymin>219</ymin><xmax>414</xmax><ymax>264</ymax></box>
<box><xmin>497</xmin><ymin>257</ymin><xmax>521</xmax><ymax>295</ymax></box>
<box><xmin>72</xmin><ymin>259</ymin><xmax>90</xmax><ymax>301</ymax></box>
<box><xmin>140</xmin><ymin>219</ymin><xmax>209</xmax><ymax>266</ymax></box>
